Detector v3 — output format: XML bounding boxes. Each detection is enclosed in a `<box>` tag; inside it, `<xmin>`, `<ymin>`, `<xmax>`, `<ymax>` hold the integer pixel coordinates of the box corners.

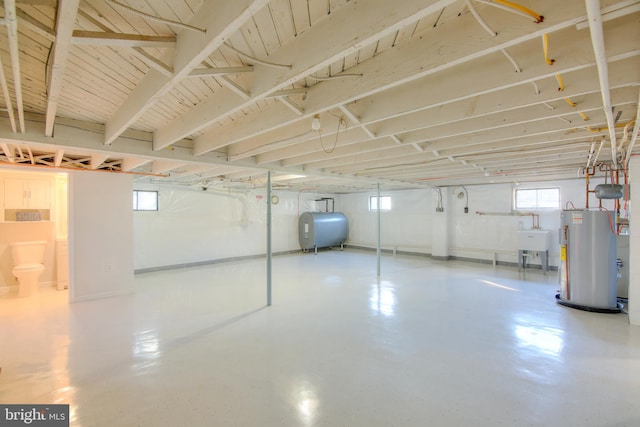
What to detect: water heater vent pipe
<box><xmin>585</xmin><ymin>0</ymin><xmax>617</xmax><ymax>168</ymax></box>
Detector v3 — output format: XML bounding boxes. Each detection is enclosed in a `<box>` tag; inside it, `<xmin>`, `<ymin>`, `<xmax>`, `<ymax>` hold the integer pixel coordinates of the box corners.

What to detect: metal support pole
<box><xmin>267</xmin><ymin>171</ymin><xmax>272</xmax><ymax>306</ymax></box>
<box><xmin>377</xmin><ymin>183</ymin><xmax>381</xmax><ymax>277</ymax></box>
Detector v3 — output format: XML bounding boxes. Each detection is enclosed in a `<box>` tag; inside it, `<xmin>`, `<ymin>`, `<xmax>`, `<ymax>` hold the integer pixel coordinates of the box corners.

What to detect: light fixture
<box><xmin>272</xmin><ymin>174</ymin><xmax>307</xmax><ymax>181</ymax></box>
<box><xmin>311</xmin><ymin>114</ymin><xmax>321</xmax><ymax>131</ymax></box>
<box><xmin>455</xmin><ymin>186</ymin><xmax>469</xmax><ymax>213</ymax></box>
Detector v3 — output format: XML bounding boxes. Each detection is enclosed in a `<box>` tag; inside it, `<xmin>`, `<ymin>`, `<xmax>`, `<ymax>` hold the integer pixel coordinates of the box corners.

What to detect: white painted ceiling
<box><xmin>0</xmin><ymin>0</ymin><xmax>638</xmax><ymax>192</ymax></box>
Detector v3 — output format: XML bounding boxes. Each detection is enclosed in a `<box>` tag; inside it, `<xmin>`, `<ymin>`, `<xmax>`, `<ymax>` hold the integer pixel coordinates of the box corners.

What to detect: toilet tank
<box><xmin>10</xmin><ymin>241</ymin><xmax>47</xmax><ymax>265</ymax></box>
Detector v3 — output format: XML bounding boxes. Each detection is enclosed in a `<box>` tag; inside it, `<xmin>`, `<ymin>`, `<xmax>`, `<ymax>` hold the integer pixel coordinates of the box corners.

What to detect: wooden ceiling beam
<box><xmin>366</xmin><ymin>151</ymin><xmax>589</xmax><ymax>180</ymax></box>
<box><xmin>44</xmin><ymin>0</ymin><xmax>80</xmax><ymax>137</ymax></box>
<box><xmin>222</xmin><ymin>54</ymin><xmax>638</xmax><ymax>168</ymax></box>
<box><xmin>90</xmin><ymin>153</ymin><xmax>110</xmax><ymax>169</ymax></box>
<box><xmin>70</xmin><ymin>31</ymin><xmax>176</xmax><ymax>47</ymax></box>
<box><xmin>399</xmin><ymin>88</ymin><xmax>636</xmax><ymax>145</ymax></box>
<box><xmin>121</xmin><ymin>157</ymin><xmax>151</xmax><ymax>172</ymax></box>
<box><xmin>227</xmin><ymin>113</ymin><xmax>361</xmax><ymax>161</ymax></box>
<box><xmin>54</xmin><ymin>149</ymin><xmax>64</xmax><ymax>166</ymax></box>
<box><xmin>0</xmin><ymin>142</ymin><xmax>14</xmax><ymax>161</ymax></box>
<box><xmin>310</xmin><ymin>132</ymin><xmax>598</xmax><ymax>174</ymax></box>
<box><xmin>277</xmin><ymin>136</ymin><xmax>397</xmax><ymax>168</ymax></box>
<box><xmin>161</xmin><ymin>0</ymin><xmax>458</xmax><ymax>152</ymax></box>
<box><xmin>104</xmin><ymin>0</ymin><xmax>272</xmax><ymax>146</ymax></box>
<box><xmin>188</xmin><ymin>67</ymin><xmax>254</xmax><ymax>77</ymax></box>
<box><xmin>4</xmin><ymin>0</ymin><xmax>25</xmax><ymax>133</ymax></box>
<box><xmin>369</xmin><ymin>57</ymin><xmax>638</xmax><ymax>138</ymax></box>
<box><xmin>15</xmin><ymin>8</ymin><xmax>56</xmax><ymax>42</ymax></box>
<box><xmin>263</xmin><ymin>79</ymin><xmax>635</xmax><ymax>166</ymax></box>
<box><xmin>193</xmin><ymin>0</ymin><xmax>630</xmax><ymax>156</ymax></box>
<box><xmin>151</xmin><ymin>160</ymin><xmax>185</xmax><ymax>174</ymax></box>
<box><xmin>352</xmin><ymin>25</ymin><xmax>638</xmax><ymax>127</ymax></box>
<box><xmin>0</xmin><ymin>113</ymin><xmax>419</xmax><ymax>190</ymax></box>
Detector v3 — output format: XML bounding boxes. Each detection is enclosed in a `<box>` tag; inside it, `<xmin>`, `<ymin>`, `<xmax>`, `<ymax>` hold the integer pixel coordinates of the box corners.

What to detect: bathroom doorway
<box><xmin>0</xmin><ymin>166</ymin><xmax>70</xmax><ymax>302</ymax></box>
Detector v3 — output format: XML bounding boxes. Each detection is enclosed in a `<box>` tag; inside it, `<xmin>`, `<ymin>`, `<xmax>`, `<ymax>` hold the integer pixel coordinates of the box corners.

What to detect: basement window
<box><xmin>133</xmin><ymin>190</ymin><xmax>158</xmax><ymax>211</ymax></box>
<box><xmin>514</xmin><ymin>188</ymin><xmax>559</xmax><ymax>210</ymax></box>
<box><xmin>369</xmin><ymin>196</ymin><xmax>391</xmax><ymax>211</ymax></box>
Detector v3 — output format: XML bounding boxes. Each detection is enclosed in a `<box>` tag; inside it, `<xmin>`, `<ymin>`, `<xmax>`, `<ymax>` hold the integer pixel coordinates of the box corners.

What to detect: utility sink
<box><xmin>517</xmin><ymin>230</ymin><xmax>551</xmax><ymax>251</ymax></box>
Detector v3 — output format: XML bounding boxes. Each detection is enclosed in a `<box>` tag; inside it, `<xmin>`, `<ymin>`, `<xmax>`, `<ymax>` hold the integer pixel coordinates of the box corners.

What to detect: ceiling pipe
<box><xmin>585</xmin><ymin>0</ymin><xmax>617</xmax><ymax>168</ymax></box>
<box><xmin>585</xmin><ymin>140</ymin><xmax>596</xmax><ymax>168</ymax></box>
<box><xmin>625</xmin><ymin>91</ymin><xmax>640</xmax><ymax>169</ymax></box>
<box><xmin>3</xmin><ymin>0</ymin><xmax>25</xmax><ymax>133</ymax></box>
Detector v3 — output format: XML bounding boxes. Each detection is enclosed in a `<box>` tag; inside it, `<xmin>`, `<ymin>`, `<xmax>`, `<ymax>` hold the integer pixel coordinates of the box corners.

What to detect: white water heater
<box><xmin>557</xmin><ymin>210</ymin><xmax>620</xmax><ymax>312</ymax></box>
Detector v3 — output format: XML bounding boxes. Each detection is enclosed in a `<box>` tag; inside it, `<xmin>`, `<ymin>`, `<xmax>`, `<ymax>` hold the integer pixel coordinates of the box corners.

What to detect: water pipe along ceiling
<box><xmin>0</xmin><ymin>0</ymin><xmax>638</xmax><ymax>193</ymax></box>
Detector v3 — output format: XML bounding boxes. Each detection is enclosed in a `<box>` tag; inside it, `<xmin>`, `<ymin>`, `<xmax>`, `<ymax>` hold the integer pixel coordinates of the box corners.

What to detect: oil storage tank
<box><xmin>557</xmin><ymin>209</ymin><xmax>620</xmax><ymax>312</ymax></box>
<box><xmin>299</xmin><ymin>212</ymin><xmax>348</xmax><ymax>253</ymax></box>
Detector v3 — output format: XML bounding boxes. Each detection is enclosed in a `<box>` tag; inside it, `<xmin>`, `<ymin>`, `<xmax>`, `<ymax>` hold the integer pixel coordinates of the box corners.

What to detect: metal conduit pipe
<box><xmin>466</xmin><ymin>0</ymin><xmax>497</xmax><ymax>36</ymax></box>
<box><xmin>625</xmin><ymin>92</ymin><xmax>640</xmax><ymax>169</ymax></box>
<box><xmin>586</xmin><ymin>141</ymin><xmax>596</xmax><ymax>168</ymax></box>
<box><xmin>266</xmin><ymin>171</ymin><xmax>272</xmax><ymax>307</ymax></box>
<box><xmin>585</xmin><ymin>0</ymin><xmax>618</xmax><ymax>168</ymax></box>
<box><xmin>617</xmin><ymin>120</ymin><xmax>635</xmax><ymax>153</ymax></box>
<box><xmin>376</xmin><ymin>182</ymin><xmax>381</xmax><ymax>277</ymax></box>
<box><xmin>475</xmin><ymin>211</ymin><xmax>539</xmax><ymax>229</ymax></box>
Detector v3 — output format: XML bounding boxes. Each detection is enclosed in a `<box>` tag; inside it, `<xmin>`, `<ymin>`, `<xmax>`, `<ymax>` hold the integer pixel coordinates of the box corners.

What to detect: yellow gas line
<box><xmin>556</xmin><ymin>74</ymin><xmax>565</xmax><ymax>91</ymax></box>
<box><xmin>564</xmin><ymin>98</ymin><xmax>576</xmax><ymax>107</ymax></box>
<box><xmin>543</xmin><ymin>34</ymin><xmax>555</xmax><ymax>65</ymax></box>
<box><xmin>494</xmin><ymin>0</ymin><xmax>544</xmax><ymax>23</ymax></box>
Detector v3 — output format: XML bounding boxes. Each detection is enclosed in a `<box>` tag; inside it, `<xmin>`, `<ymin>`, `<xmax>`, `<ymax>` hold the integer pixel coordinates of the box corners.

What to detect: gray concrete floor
<box><xmin>1</xmin><ymin>250</ymin><xmax>639</xmax><ymax>426</ymax></box>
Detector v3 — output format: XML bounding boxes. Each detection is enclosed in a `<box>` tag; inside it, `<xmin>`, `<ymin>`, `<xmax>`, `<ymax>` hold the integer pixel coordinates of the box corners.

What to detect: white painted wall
<box><xmin>131</xmin><ymin>177</ymin><xmax>635</xmax><ymax>325</ymax></box>
<box><xmin>628</xmin><ymin>157</ymin><xmax>639</xmax><ymax>325</ymax></box>
<box><xmin>68</xmin><ymin>170</ymin><xmax>134</xmax><ymax>302</ymax></box>
<box><xmin>132</xmin><ymin>184</ymin><xmax>334</xmax><ymax>270</ymax></box>
<box><xmin>133</xmin><ymin>178</ymin><xmax>620</xmax><ymax>272</ymax></box>
<box><xmin>338</xmin><ymin>178</ymin><xmax>618</xmax><ymax>268</ymax></box>
<box><xmin>337</xmin><ymin>189</ymin><xmax>434</xmax><ymax>253</ymax></box>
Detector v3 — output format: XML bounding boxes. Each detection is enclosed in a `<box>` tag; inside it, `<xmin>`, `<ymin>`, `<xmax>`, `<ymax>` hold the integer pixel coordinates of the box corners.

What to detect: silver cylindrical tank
<box><xmin>558</xmin><ymin>209</ymin><xmax>617</xmax><ymax>309</ymax></box>
<box><xmin>298</xmin><ymin>212</ymin><xmax>348</xmax><ymax>250</ymax></box>
<box><xmin>616</xmin><ymin>235</ymin><xmax>629</xmax><ymax>299</ymax></box>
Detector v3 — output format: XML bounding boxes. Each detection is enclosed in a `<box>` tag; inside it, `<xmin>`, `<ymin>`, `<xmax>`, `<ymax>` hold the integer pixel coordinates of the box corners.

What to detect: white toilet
<box><xmin>10</xmin><ymin>241</ymin><xmax>47</xmax><ymax>297</ymax></box>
